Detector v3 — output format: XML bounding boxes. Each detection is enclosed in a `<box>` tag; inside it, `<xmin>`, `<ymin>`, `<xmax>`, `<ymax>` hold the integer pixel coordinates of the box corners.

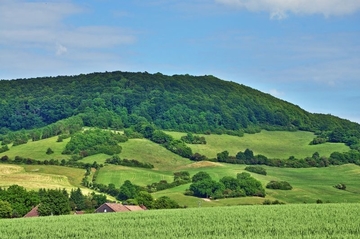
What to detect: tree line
<box><xmin>0</xmin><ymin>185</ymin><xmax>106</xmax><ymax>218</ymax></box>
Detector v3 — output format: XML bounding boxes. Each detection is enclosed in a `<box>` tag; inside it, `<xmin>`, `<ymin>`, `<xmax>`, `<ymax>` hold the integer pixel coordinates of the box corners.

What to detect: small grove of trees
<box><xmin>0</xmin><ymin>185</ymin><xmax>107</xmax><ymax>218</ymax></box>
<box><xmin>211</xmin><ymin>148</ymin><xmax>360</xmax><ymax>168</ymax></box>
<box><xmin>185</xmin><ymin>171</ymin><xmax>265</xmax><ymax>199</ymax></box>
<box><xmin>266</xmin><ymin>181</ymin><xmax>293</xmax><ymax>190</ymax></box>
<box><xmin>115</xmin><ymin>180</ymin><xmax>181</xmax><ymax>209</ymax></box>
<box><xmin>146</xmin><ymin>171</ymin><xmax>191</xmax><ymax>192</ymax></box>
<box><xmin>333</xmin><ymin>183</ymin><xmax>346</xmax><ymax>190</ymax></box>
<box><xmin>245</xmin><ymin>166</ymin><xmax>267</xmax><ymax>175</ymax></box>
<box><xmin>62</xmin><ymin>129</ymin><xmax>127</xmax><ymax>157</ymax></box>
<box><xmin>105</xmin><ymin>155</ymin><xmax>154</xmax><ymax>169</ymax></box>
<box><xmin>181</xmin><ymin>133</ymin><xmax>206</xmax><ymax>144</ymax></box>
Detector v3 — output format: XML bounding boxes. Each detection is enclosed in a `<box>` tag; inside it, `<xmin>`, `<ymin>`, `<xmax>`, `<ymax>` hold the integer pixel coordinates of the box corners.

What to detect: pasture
<box><xmin>0</xmin><ymin>136</ymin><xmax>71</xmax><ymax>161</ymax></box>
<box><xmin>1</xmin><ymin>204</ymin><xmax>359</xmax><ymax>238</ymax></box>
<box><xmin>165</xmin><ymin>130</ymin><xmax>349</xmax><ymax>159</ymax></box>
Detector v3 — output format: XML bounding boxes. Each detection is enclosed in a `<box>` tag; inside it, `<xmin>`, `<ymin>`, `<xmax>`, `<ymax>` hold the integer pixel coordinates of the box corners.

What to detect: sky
<box><xmin>1</xmin><ymin>0</ymin><xmax>360</xmax><ymax>123</ymax></box>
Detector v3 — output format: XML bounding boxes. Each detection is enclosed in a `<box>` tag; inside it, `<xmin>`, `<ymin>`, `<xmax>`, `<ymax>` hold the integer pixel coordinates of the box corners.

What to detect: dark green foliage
<box><xmin>245</xmin><ymin>166</ymin><xmax>267</xmax><ymax>175</ymax></box>
<box><xmin>69</xmin><ymin>188</ymin><xmax>86</xmax><ymax>211</ymax></box>
<box><xmin>46</xmin><ymin>147</ymin><xmax>54</xmax><ymax>155</ymax></box>
<box><xmin>38</xmin><ymin>188</ymin><xmax>71</xmax><ymax>216</ymax></box>
<box><xmin>135</xmin><ymin>191</ymin><xmax>154</xmax><ymax>209</ymax></box>
<box><xmin>181</xmin><ymin>133</ymin><xmax>206</xmax><ymax>144</ymax></box>
<box><xmin>153</xmin><ymin>196</ymin><xmax>180</xmax><ymax>209</ymax></box>
<box><xmin>236</xmin><ymin>172</ymin><xmax>266</xmax><ymax>197</ymax></box>
<box><xmin>105</xmin><ymin>155</ymin><xmax>154</xmax><ymax>169</ymax></box>
<box><xmin>192</xmin><ymin>171</ymin><xmax>212</xmax><ymax>183</ymax></box>
<box><xmin>333</xmin><ymin>183</ymin><xmax>346</xmax><ymax>190</ymax></box>
<box><xmin>0</xmin><ymin>145</ymin><xmax>9</xmax><ymax>153</ymax></box>
<box><xmin>188</xmin><ymin>172</ymin><xmax>265</xmax><ymax>199</ymax></box>
<box><xmin>0</xmin><ymin>200</ymin><xmax>12</xmax><ymax>218</ymax></box>
<box><xmin>63</xmin><ymin>129</ymin><xmax>126</xmax><ymax>156</ymax></box>
<box><xmin>151</xmin><ymin>130</ymin><xmax>173</xmax><ymax>144</ymax></box>
<box><xmin>1</xmin><ymin>71</ymin><xmax>359</xmax><ymax>150</ymax></box>
<box><xmin>173</xmin><ymin>171</ymin><xmax>191</xmax><ymax>183</ymax></box>
<box><xmin>189</xmin><ymin>179</ymin><xmax>225</xmax><ymax>198</ymax></box>
<box><xmin>146</xmin><ymin>171</ymin><xmax>191</xmax><ymax>192</ymax></box>
<box><xmin>0</xmin><ymin>185</ymin><xmax>40</xmax><ymax>217</ymax></box>
<box><xmin>117</xmin><ymin>180</ymin><xmax>139</xmax><ymax>201</ymax></box>
<box><xmin>263</xmin><ymin>199</ymin><xmax>285</xmax><ymax>205</ymax></box>
<box><xmin>190</xmin><ymin>153</ymin><xmax>208</xmax><ymax>161</ymax></box>
<box><xmin>266</xmin><ymin>181</ymin><xmax>293</xmax><ymax>190</ymax></box>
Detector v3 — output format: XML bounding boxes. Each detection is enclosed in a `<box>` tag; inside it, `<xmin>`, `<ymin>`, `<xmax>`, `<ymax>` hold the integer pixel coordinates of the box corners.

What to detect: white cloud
<box><xmin>215</xmin><ymin>0</ymin><xmax>360</xmax><ymax>19</ymax></box>
<box><xmin>0</xmin><ymin>0</ymin><xmax>137</xmax><ymax>79</ymax></box>
<box><xmin>268</xmin><ymin>89</ymin><xmax>284</xmax><ymax>97</ymax></box>
<box><xmin>56</xmin><ymin>43</ymin><xmax>68</xmax><ymax>56</ymax></box>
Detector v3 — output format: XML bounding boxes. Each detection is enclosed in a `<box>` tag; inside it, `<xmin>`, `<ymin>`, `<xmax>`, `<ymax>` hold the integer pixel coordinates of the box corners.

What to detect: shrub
<box><xmin>334</xmin><ymin>183</ymin><xmax>346</xmax><ymax>190</ymax></box>
<box><xmin>245</xmin><ymin>166</ymin><xmax>267</xmax><ymax>175</ymax></box>
<box><xmin>266</xmin><ymin>181</ymin><xmax>292</xmax><ymax>190</ymax></box>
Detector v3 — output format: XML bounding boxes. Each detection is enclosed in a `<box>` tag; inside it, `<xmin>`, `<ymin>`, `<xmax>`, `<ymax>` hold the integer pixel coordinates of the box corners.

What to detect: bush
<box><xmin>334</xmin><ymin>183</ymin><xmax>346</xmax><ymax>190</ymax></box>
<box><xmin>245</xmin><ymin>166</ymin><xmax>267</xmax><ymax>175</ymax></box>
<box><xmin>266</xmin><ymin>181</ymin><xmax>292</xmax><ymax>190</ymax></box>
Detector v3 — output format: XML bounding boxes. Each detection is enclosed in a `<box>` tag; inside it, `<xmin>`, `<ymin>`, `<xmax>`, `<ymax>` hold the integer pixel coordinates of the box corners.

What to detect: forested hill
<box><xmin>0</xmin><ymin>71</ymin><xmax>359</xmax><ymax>140</ymax></box>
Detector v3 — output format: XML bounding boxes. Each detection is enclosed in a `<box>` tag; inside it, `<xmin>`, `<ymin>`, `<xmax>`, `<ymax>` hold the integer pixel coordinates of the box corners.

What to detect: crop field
<box><xmin>1</xmin><ymin>203</ymin><xmax>360</xmax><ymax>239</ymax></box>
<box><xmin>0</xmin><ymin>164</ymin><xmax>92</xmax><ymax>194</ymax></box>
<box><xmin>165</xmin><ymin>130</ymin><xmax>349</xmax><ymax>159</ymax></box>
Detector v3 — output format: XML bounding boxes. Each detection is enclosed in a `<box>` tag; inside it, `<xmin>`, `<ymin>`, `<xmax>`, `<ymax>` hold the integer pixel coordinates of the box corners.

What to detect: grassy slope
<box><xmin>152</xmin><ymin>163</ymin><xmax>360</xmax><ymax>206</ymax></box>
<box><xmin>0</xmin><ymin>136</ymin><xmax>71</xmax><ymax>160</ymax></box>
<box><xmin>165</xmin><ymin>130</ymin><xmax>349</xmax><ymax>159</ymax></box>
<box><xmin>0</xmin><ymin>164</ymin><xmax>92</xmax><ymax>193</ymax></box>
<box><xmin>1</xmin><ymin>130</ymin><xmax>358</xmax><ymax>206</ymax></box>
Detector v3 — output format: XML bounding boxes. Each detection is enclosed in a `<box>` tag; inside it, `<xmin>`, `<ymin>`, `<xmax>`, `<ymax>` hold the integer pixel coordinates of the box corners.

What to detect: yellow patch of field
<box><xmin>178</xmin><ymin>161</ymin><xmax>223</xmax><ymax>169</ymax></box>
<box><xmin>0</xmin><ymin>164</ymin><xmax>24</xmax><ymax>175</ymax></box>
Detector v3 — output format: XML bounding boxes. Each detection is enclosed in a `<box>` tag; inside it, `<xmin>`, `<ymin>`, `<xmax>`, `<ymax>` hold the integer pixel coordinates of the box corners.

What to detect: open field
<box><xmin>97</xmin><ymin>160</ymin><xmax>360</xmax><ymax>205</ymax></box>
<box><xmin>95</xmin><ymin>164</ymin><xmax>174</xmax><ymax>186</ymax></box>
<box><xmin>0</xmin><ymin>136</ymin><xmax>71</xmax><ymax>161</ymax></box>
<box><xmin>0</xmin><ymin>164</ymin><xmax>94</xmax><ymax>194</ymax></box>
<box><xmin>1</xmin><ymin>203</ymin><xmax>360</xmax><ymax>239</ymax></box>
<box><xmin>165</xmin><ymin>130</ymin><xmax>350</xmax><ymax>159</ymax></box>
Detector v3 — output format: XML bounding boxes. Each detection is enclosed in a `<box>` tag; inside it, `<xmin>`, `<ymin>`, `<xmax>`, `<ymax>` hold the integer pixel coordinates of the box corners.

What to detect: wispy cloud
<box><xmin>215</xmin><ymin>0</ymin><xmax>360</xmax><ymax>19</ymax></box>
<box><xmin>0</xmin><ymin>0</ymin><xmax>136</xmax><ymax>79</ymax></box>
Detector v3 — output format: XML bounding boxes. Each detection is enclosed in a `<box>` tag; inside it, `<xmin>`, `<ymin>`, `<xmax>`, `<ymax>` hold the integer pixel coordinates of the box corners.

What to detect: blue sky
<box><xmin>1</xmin><ymin>0</ymin><xmax>360</xmax><ymax>123</ymax></box>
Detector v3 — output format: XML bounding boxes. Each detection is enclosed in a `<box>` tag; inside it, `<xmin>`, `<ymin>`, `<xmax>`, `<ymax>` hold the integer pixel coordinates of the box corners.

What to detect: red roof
<box><xmin>103</xmin><ymin>203</ymin><xmax>130</xmax><ymax>212</ymax></box>
<box><xmin>24</xmin><ymin>205</ymin><xmax>39</xmax><ymax>218</ymax></box>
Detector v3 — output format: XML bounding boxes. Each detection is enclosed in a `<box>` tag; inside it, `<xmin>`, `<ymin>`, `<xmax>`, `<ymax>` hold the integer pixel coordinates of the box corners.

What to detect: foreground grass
<box><xmin>166</xmin><ymin>130</ymin><xmax>349</xmax><ymax>159</ymax></box>
<box><xmin>1</xmin><ymin>204</ymin><xmax>360</xmax><ymax>239</ymax></box>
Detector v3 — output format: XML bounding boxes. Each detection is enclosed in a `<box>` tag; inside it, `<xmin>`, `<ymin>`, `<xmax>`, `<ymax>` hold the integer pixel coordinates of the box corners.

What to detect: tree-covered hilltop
<box><xmin>0</xmin><ymin>71</ymin><xmax>359</xmax><ymax>142</ymax></box>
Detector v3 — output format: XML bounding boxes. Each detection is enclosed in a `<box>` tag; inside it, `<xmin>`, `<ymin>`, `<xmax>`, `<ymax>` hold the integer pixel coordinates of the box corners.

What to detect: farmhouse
<box><xmin>24</xmin><ymin>205</ymin><xmax>40</xmax><ymax>218</ymax></box>
<box><xmin>95</xmin><ymin>203</ymin><xmax>146</xmax><ymax>213</ymax></box>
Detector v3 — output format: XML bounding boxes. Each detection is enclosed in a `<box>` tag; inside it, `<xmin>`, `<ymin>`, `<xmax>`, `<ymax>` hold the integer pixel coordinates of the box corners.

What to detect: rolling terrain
<box><xmin>1</xmin><ymin>130</ymin><xmax>359</xmax><ymax>206</ymax></box>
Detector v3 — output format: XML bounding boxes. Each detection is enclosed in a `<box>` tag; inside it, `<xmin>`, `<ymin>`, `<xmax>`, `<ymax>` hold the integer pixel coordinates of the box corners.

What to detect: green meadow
<box><xmin>0</xmin><ymin>136</ymin><xmax>71</xmax><ymax>161</ymax></box>
<box><xmin>165</xmin><ymin>130</ymin><xmax>349</xmax><ymax>159</ymax></box>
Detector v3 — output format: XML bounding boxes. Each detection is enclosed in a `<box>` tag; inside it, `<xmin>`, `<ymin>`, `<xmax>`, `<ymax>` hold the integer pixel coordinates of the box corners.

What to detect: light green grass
<box><xmin>96</xmin><ymin>164</ymin><xmax>174</xmax><ymax>187</ymax></box>
<box><xmin>80</xmin><ymin>138</ymin><xmax>192</xmax><ymax>170</ymax></box>
<box><xmin>0</xmin><ymin>136</ymin><xmax>71</xmax><ymax>160</ymax></box>
<box><xmin>166</xmin><ymin>130</ymin><xmax>349</xmax><ymax>159</ymax></box>
<box><xmin>95</xmin><ymin>159</ymin><xmax>360</xmax><ymax>205</ymax></box>
<box><xmin>1</xmin><ymin>204</ymin><xmax>360</xmax><ymax>238</ymax></box>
